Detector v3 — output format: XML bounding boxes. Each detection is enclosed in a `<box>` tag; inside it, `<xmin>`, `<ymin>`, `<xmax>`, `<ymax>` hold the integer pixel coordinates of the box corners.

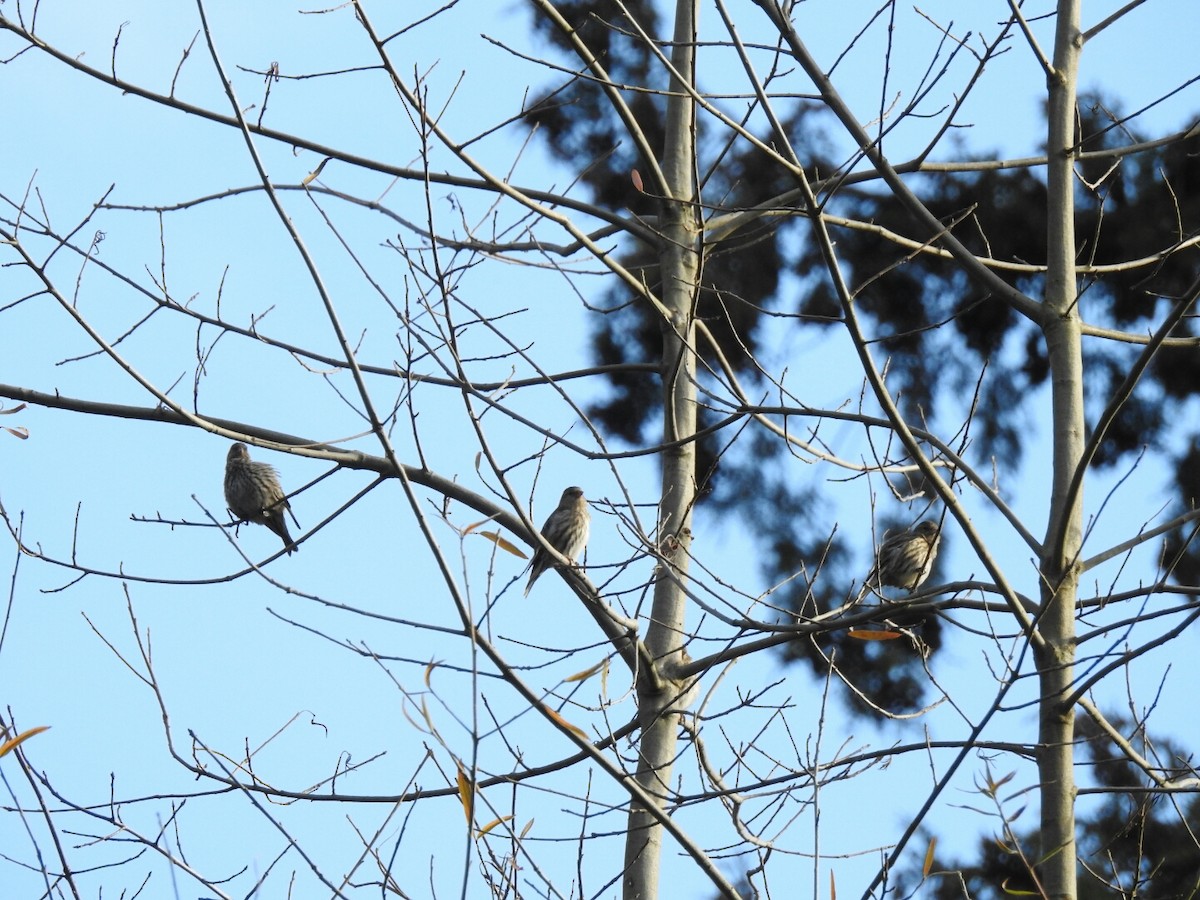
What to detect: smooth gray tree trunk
<box><xmin>622</xmin><ymin>2</ymin><xmax>702</xmax><ymax>898</ymax></box>
<box><xmin>1038</xmin><ymin>2</ymin><xmax>1083</xmax><ymax>897</ymax></box>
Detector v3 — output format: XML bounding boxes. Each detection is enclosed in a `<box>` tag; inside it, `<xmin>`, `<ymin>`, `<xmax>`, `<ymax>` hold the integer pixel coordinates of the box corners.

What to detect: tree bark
<box><xmin>622</xmin><ymin>1</ymin><xmax>702</xmax><ymax>898</ymax></box>
<box><xmin>1038</xmin><ymin>2</ymin><xmax>1083</xmax><ymax>897</ymax></box>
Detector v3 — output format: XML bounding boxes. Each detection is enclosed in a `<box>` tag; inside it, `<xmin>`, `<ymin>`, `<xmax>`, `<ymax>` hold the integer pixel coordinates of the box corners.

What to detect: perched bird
<box><xmin>865</xmin><ymin>520</ymin><xmax>940</xmax><ymax>595</ymax></box>
<box><xmin>224</xmin><ymin>442</ymin><xmax>298</xmax><ymax>554</ymax></box>
<box><xmin>524</xmin><ymin>486</ymin><xmax>590</xmax><ymax>596</ymax></box>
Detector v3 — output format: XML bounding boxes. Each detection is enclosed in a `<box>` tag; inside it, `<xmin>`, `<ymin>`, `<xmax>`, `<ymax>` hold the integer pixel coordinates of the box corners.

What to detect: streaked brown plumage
<box><xmin>224</xmin><ymin>442</ymin><xmax>297</xmax><ymax>554</ymax></box>
<box><xmin>524</xmin><ymin>486</ymin><xmax>590</xmax><ymax>596</ymax></box>
<box><xmin>866</xmin><ymin>520</ymin><xmax>940</xmax><ymax>594</ymax></box>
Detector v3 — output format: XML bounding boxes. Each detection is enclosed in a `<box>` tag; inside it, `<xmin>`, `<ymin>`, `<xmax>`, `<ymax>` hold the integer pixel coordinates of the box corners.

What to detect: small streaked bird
<box><xmin>524</xmin><ymin>486</ymin><xmax>590</xmax><ymax>596</ymax></box>
<box><xmin>224</xmin><ymin>442</ymin><xmax>298</xmax><ymax>555</ymax></box>
<box><xmin>865</xmin><ymin>520</ymin><xmax>941</xmax><ymax>595</ymax></box>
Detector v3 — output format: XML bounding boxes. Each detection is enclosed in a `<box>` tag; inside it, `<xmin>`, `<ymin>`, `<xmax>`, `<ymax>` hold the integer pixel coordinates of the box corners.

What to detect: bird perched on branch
<box><xmin>224</xmin><ymin>442</ymin><xmax>298</xmax><ymax>554</ymax></box>
<box><xmin>524</xmin><ymin>486</ymin><xmax>590</xmax><ymax>596</ymax></box>
<box><xmin>865</xmin><ymin>520</ymin><xmax>940</xmax><ymax>595</ymax></box>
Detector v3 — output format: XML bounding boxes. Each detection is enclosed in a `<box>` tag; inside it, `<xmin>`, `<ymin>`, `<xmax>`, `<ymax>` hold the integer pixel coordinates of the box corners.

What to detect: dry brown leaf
<box><xmin>546</xmin><ymin>708</ymin><xmax>588</xmax><ymax>740</ymax></box>
<box><xmin>564</xmin><ymin>659</ymin><xmax>608</xmax><ymax>683</ymax></box>
<box><xmin>847</xmin><ymin>628</ymin><xmax>903</xmax><ymax>641</ymax></box>
<box><xmin>301</xmin><ymin>157</ymin><xmax>331</xmax><ymax>185</ymax></box>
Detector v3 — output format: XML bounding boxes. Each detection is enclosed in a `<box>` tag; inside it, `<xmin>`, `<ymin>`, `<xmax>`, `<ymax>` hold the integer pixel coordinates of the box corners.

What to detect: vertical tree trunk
<box><xmin>622</xmin><ymin>1</ymin><xmax>701</xmax><ymax>898</ymax></box>
<box><xmin>1038</xmin><ymin>2</ymin><xmax>1083</xmax><ymax>897</ymax></box>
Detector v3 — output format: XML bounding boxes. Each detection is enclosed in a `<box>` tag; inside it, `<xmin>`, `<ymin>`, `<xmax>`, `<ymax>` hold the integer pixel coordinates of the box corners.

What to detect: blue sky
<box><xmin>3</xmin><ymin>1</ymin><xmax>1199</xmax><ymax>897</ymax></box>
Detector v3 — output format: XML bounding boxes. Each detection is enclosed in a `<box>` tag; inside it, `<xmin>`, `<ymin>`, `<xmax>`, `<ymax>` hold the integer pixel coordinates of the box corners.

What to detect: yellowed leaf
<box><xmin>456</xmin><ymin>763</ymin><xmax>474</xmax><ymax>824</ymax></box>
<box><xmin>519</xmin><ymin>818</ymin><xmax>534</xmax><ymax>839</ymax></box>
<box><xmin>475</xmin><ymin>530</ymin><xmax>526</xmax><ymax>559</ymax></box>
<box><xmin>565</xmin><ymin>659</ymin><xmax>608</xmax><ymax>683</ymax></box>
<box><xmin>999</xmin><ymin>877</ymin><xmax>1039</xmax><ymax>896</ymax></box>
<box><xmin>424</xmin><ymin>661</ymin><xmax>438</xmax><ymax>688</ymax></box>
<box><xmin>0</xmin><ymin>725</ymin><xmax>50</xmax><ymax>758</ymax></box>
<box><xmin>476</xmin><ymin>815</ymin><xmax>512</xmax><ymax>837</ymax></box>
<box><xmin>923</xmin><ymin>836</ymin><xmax>937</xmax><ymax>876</ymax></box>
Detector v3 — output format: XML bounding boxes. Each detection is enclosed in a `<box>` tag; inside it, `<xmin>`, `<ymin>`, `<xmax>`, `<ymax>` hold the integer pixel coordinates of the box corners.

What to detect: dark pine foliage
<box><xmin>525</xmin><ymin>1</ymin><xmax>1200</xmax><ymax>713</ymax></box>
